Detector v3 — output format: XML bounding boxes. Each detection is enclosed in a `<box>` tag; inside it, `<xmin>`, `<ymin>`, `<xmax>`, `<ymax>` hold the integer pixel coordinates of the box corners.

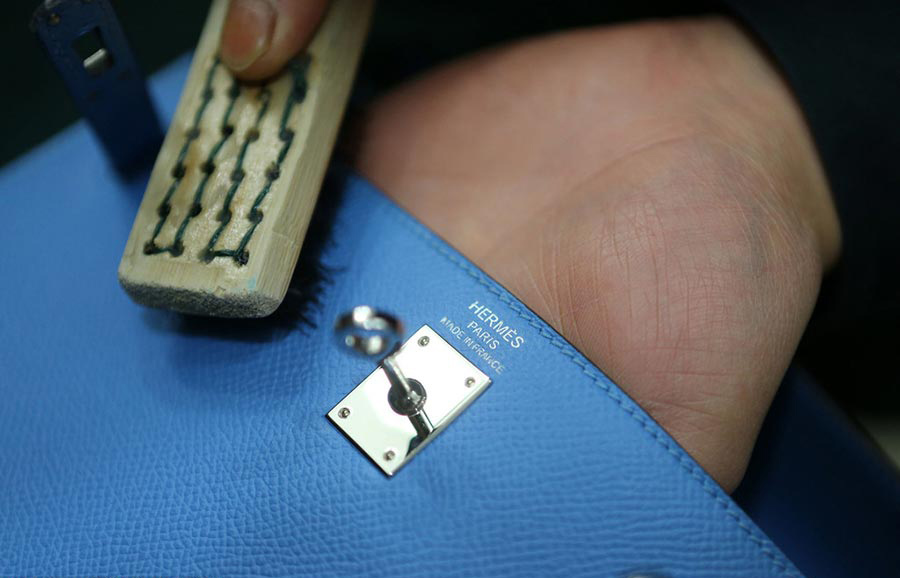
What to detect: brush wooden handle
<box><xmin>119</xmin><ymin>0</ymin><xmax>372</xmax><ymax>317</ymax></box>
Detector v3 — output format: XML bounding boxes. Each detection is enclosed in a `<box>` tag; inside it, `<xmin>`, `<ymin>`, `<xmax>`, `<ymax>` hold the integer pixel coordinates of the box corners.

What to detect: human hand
<box><xmin>350</xmin><ymin>18</ymin><xmax>840</xmax><ymax>491</ymax></box>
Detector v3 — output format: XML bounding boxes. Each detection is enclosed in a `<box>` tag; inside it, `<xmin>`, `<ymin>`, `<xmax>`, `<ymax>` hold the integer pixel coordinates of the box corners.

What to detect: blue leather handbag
<box><xmin>9</xmin><ymin>53</ymin><xmax>896</xmax><ymax>577</ymax></box>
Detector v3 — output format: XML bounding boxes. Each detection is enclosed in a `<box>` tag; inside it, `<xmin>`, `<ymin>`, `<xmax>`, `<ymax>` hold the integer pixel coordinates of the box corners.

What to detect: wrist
<box><xmin>680</xmin><ymin>16</ymin><xmax>841</xmax><ymax>270</ymax></box>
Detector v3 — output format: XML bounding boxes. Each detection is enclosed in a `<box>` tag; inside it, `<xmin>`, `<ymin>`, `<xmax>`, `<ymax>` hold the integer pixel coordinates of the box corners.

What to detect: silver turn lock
<box><xmin>330</xmin><ymin>306</ymin><xmax>491</xmax><ymax>476</ymax></box>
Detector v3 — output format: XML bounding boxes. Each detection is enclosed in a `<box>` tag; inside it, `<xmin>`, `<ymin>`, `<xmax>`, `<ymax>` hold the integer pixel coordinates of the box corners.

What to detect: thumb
<box><xmin>220</xmin><ymin>0</ymin><xmax>330</xmax><ymax>80</ymax></box>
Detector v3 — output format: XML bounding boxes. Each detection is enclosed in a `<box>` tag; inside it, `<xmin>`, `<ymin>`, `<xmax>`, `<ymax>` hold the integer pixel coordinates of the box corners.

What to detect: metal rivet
<box><xmin>338</xmin><ymin>407</ymin><xmax>351</xmax><ymax>419</ymax></box>
<box><xmin>383</xmin><ymin>449</ymin><xmax>396</xmax><ymax>461</ymax></box>
<box><xmin>418</xmin><ymin>336</ymin><xmax>430</xmax><ymax>347</ymax></box>
<box><xmin>465</xmin><ymin>377</ymin><xmax>476</xmax><ymax>388</ymax></box>
<box><xmin>48</xmin><ymin>12</ymin><xmax>61</xmax><ymax>25</ymax></box>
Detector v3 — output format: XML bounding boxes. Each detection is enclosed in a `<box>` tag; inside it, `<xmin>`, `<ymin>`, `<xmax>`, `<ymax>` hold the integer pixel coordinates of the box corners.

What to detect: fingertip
<box><xmin>220</xmin><ymin>0</ymin><xmax>277</xmax><ymax>74</ymax></box>
<box><xmin>222</xmin><ymin>0</ymin><xmax>330</xmax><ymax>81</ymax></box>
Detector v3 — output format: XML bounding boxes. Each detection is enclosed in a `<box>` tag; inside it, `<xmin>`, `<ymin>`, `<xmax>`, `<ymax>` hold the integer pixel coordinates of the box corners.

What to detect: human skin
<box><xmin>222</xmin><ymin>1</ymin><xmax>841</xmax><ymax>492</ymax></box>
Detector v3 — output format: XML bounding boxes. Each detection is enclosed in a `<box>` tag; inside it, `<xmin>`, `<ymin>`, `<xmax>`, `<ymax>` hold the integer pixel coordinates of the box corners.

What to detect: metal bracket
<box><xmin>328</xmin><ymin>325</ymin><xmax>491</xmax><ymax>476</ymax></box>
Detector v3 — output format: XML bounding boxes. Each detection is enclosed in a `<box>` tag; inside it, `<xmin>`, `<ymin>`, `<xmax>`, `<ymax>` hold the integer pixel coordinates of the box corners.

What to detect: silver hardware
<box><xmin>336</xmin><ymin>306</ymin><xmax>428</xmax><ymax>426</ymax></box>
<box><xmin>334</xmin><ymin>306</ymin><xmax>404</xmax><ymax>356</ymax></box>
<box><xmin>329</xmin><ymin>312</ymin><xmax>491</xmax><ymax>476</ymax></box>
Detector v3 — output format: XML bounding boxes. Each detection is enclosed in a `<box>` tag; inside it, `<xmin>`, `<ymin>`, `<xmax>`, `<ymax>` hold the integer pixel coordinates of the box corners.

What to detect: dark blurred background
<box><xmin>3</xmin><ymin>0</ymin><xmax>898</xmax><ymax>463</ymax></box>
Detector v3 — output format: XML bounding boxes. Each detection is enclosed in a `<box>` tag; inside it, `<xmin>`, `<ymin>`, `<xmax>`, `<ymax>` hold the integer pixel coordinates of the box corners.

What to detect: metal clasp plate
<box><xmin>328</xmin><ymin>325</ymin><xmax>491</xmax><ymax>476</ymax></box>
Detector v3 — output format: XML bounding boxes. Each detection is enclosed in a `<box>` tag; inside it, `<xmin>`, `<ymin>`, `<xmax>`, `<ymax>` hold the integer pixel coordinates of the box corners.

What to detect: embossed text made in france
<box><xmin>438</xmin><ymin>300</ymin><xmax>526</xmax><ymax>375</ymax></box>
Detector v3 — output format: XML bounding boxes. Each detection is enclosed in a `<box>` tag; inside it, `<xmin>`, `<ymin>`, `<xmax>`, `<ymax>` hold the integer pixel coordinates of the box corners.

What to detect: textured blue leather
<box><xmin>0</xmin><ymin>55</ymin><xmax>800</xmax><ymax>577</ymax></box>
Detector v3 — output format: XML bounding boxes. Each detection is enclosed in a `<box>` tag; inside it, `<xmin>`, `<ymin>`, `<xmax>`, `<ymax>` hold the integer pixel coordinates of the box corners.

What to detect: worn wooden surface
<box><xmin>119</xmin><ymin>0</ymin><xmax>371</xmax><ymax>317</ymax></box>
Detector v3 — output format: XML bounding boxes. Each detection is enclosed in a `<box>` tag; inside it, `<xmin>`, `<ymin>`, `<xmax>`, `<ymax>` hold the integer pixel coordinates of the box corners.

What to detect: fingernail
<box><xmin>220</xmin><ymin>0</ymin><xmax>276</xmax><ymax>72</ymax></box>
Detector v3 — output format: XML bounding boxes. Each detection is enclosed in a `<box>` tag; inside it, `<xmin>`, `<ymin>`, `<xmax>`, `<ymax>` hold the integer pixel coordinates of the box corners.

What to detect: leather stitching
<box><xmin>378</xmin><ymin>192</ymin><xmax>799</xmax><ymax>576</ymax></box>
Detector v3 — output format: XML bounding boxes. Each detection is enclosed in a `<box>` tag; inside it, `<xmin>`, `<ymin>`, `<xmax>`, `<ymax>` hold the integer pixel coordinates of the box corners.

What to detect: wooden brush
<box><xmin>119</xmin><ymin>0</ymin><xmax>372</xmax><ymax>317</ymax></box>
